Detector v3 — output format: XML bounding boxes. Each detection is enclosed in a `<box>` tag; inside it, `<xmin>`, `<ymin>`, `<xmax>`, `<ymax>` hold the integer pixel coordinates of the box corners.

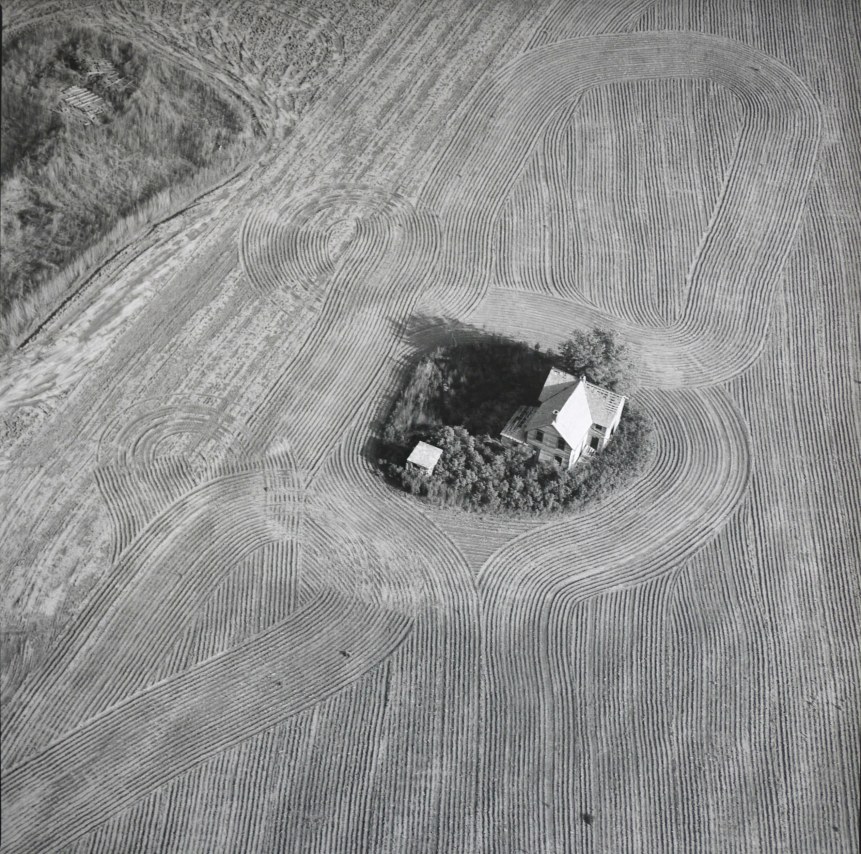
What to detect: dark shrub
<box><xmin>556</xmin><ymin>327</ymin><xmax>632</xmax><ymax>392</ymax></box>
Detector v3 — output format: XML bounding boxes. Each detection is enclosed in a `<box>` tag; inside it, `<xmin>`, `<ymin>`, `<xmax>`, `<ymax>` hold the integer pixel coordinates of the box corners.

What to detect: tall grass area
<box><xmin>1</xmin><ymin>24</ymin><xmax>251</xmax><ymax>350</ymax></box>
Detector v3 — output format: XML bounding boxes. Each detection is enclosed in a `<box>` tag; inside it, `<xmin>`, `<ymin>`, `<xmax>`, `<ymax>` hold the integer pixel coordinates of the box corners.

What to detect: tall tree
<box><xmin>555</xmin><ymin>327</ymin><xmax>631</xmax><ymax>391</ymax></box>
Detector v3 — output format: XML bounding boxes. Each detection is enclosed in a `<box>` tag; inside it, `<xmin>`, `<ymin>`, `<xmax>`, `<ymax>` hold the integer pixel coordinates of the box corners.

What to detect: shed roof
<box><xmin>407</xmin><ymin>441</ymin><xmax>443</xmax><ymax>472</ymax></box>
<box><xmin>584</xmin><ymin>382</ymin><xmax>626</xmax><ymax>427</ymax></box>
<box><xmin>501</xmin><ymin>404</ymin><xmax>537</xmax><ymax>443</ymax></box>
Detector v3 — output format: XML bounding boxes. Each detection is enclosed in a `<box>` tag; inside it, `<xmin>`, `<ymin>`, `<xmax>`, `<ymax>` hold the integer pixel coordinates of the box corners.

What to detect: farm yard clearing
<box><xmin>1</xmin><ymin>0</ymin><xmax>859</xmax><ymax>852</ymax></box>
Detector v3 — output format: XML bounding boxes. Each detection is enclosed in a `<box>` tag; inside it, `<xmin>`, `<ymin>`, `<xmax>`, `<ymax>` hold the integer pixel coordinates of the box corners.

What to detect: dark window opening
<box><xmin>556</xmin><ymin>437</ymin><xmax>566</xmax><ymax>450</ymax></box>
<box><xmin>590</xmin><ymin>435</ymin><xmax>600</xmax><ymax>450</ymax></box>
<box><xmin>535</xmin><ymin>430</ymin><xmax>544</xmax><ymax>443</ymax></box>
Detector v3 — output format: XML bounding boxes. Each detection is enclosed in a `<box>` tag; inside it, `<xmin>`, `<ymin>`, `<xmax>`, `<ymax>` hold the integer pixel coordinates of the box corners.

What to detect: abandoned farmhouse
<box><xmin>501</xmin><ymin>367</ymin><xmax>626</xmax><ymax>469</ymax></box>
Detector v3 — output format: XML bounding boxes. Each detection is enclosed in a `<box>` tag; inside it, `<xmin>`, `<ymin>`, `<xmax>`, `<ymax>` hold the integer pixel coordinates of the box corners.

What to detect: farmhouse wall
<box><xmin>526</xmin><ymin>424</ymin><xmax>575</xmax><ymax>468</ymax></box>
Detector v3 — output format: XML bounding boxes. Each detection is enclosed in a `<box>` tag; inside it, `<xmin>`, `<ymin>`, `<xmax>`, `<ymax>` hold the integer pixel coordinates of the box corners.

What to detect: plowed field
<box><xmin>1</xmin><ymin>0</ymin><xmax>858</xmax><ymax>851</ymax></box>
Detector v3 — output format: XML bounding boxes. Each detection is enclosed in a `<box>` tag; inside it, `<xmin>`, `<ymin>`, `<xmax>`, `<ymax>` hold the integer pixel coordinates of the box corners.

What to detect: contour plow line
<box><xmin>419</xmin><ymin>32</ymin><xmax>820</xmax><ymax>386</ymax></box>
<box><xmin>94</xmin><ymin>459</ymin><xmax>199</xmax><ymax>565</ymax></box>
<box><xmin>241</xmin><ymin>192</ymin><xmax>443</xmax><ymax>472</ymax></box>
<box><xmin>476</xmin><ymin>386</ymin><xmax>750</xmax><ymax>842</ymax></box>
<box><xmin>0</xmin><ymin>590</ymin><xmax>412</xmax><ymax>854</ymax></box>
<box><xmin>2</xmin><ymin>460</ymin><xmax>300</xmax><ymax>765</ymax></box>
<box><xmin>313</xmin><ymin>442</ymin><xmax>482</xmax><ymax>844</ymax></box>
<box><xmin>239</xmin><ymin>186</ymin><xmax>418</xmax><ymax>304</ymax></box>
<box><xmin>0</xmin><ymin>480</ymin><xmax>423</xmax><ymax>854</ymax></box>
<box><xmin>478</xmin><ymin>386</ymin><xmax>751</xmax><ymax>611</ymax></box>
<box><xmin>93</xmin><ymin>396</ymin><xmax>256</xmax><ymax>562</ymax></box>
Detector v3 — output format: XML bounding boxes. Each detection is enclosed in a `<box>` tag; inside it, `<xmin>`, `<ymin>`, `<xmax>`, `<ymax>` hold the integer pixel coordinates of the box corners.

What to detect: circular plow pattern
<box><xmin>93</xmin><ymin>395</ymin><xmax>256</xmax><ymax>562</ymax></box>
<box><xmin>1</xmin><ymin>29</ymin><xmax>826</xmax><ymax>854</ymax></box>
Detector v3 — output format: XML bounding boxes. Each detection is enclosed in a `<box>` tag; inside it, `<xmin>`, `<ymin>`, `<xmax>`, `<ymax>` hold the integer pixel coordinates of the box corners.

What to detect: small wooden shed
<box><xmin>406</xmin><ymin>441</ymin><xmax>443</xmax><ymax>474</ymax></box>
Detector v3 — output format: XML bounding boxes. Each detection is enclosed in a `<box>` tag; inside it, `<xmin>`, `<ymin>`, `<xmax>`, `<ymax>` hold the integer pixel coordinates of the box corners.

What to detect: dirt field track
<box><xmin>1</xmin><ymin>0</ymin><xmax>859</xmax><ymax>851</ymax></box>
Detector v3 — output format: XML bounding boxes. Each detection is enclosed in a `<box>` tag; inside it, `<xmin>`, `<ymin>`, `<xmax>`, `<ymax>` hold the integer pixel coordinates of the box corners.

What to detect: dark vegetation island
<box><xmin>1</xmin><ymin>24</ymin><xmax>249</xmax><ymax>348</ymax></box>
<box><xmin>379</xmin><ymin>328</ymin><xmax>653</xmax><ymax>513</ymax></box>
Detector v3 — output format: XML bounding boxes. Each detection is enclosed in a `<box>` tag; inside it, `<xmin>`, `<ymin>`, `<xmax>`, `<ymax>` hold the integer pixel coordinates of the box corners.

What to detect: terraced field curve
<box><xmin>2</xmin><ymin>16</ymin><xmax>845</xmax><ymax>854</ymax></box>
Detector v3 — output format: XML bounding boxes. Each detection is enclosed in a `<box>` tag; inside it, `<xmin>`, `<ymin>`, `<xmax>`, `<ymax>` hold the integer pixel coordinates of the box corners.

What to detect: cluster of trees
<box><xmin>555</xmin><ymin>327</ymin><xmax>633</xmax><ymax>392</ymax></box>
<box><xmin>1</xmin><ymin>24</ymin><xmax>247</xmax><ymax>345</ymax></box>
<box><xmin>379</xmin><ymin>330</ymin><xmax>651</xmax><ymax>514</ymax></box>
<box><xmin>383</xmin><ymin>337</ymin><xmax>551</xmax><ymax>449</ymax></box>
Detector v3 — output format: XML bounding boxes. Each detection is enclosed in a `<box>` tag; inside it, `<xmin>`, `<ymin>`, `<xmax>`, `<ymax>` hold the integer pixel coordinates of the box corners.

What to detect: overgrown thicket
<box><xmin>383</xmin><ymin>338</ymin><xmax>552</xmax><ymax>448</ymax></box>
<box><xmin>379</xmin><ymin>332</ymin><xmax>652</xmax><ymax>513</ymax></box>
<box><xmin>556</xmin><ymin>327</ymin><xmax>633</xmax><ymax>392</ymax></box>
<box><xmin>0</xmin><ymin>24</ymin><xmax>249</xmax><ymax>347</ymax></box>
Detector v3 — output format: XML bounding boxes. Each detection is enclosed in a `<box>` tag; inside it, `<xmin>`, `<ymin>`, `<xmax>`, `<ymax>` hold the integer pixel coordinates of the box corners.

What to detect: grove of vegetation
<box><xmin>380</xmin><ymin>331</ymin><xmax>652</xmax><ymax>512</ymax></box>
<box><xmin>0</xmin><ymin>24</ymin><xmax>249</xmax><ymax>346</ymax></box>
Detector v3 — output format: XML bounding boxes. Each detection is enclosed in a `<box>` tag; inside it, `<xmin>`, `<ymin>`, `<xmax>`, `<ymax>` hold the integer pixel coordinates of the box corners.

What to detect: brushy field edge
<box><xmin>0</xmin><ymin>23</ymin><xmax>258</xmax><ymax>352</ymax></box>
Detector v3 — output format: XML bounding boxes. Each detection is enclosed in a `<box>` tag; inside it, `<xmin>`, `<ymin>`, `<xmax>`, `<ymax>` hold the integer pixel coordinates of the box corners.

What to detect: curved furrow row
<box><xmin>94</xmin><ymin>459</ymin><xmax>197</xmax><ymax>564</ymax></box>
<box><xmin>3</xmin><ymin>12</ymin><xmax>848</xmax><ymax>850</ymax></box>
<box><xmin>3</xmin><ymin>436</ymin><xmax>435</xmax><ymax>851</ymax></box>
<box><xmin>556</xmin><ymin>569</ymin><xmax>679</xmax><ymax>851</ymax></box>
<box><xmin>97</xmin><ymin>405</ymin><xmax>253</xmax><ymax>472</ymax></box>
<box><xmin>418</xmin><ymin>33</ymin><xmax>820</xmax><ymax>384</ymax></box>
<box><xmin>60</xmin><ymin>671</ymin><xmax>387</xmax><ymax>852</ymax></box>
<box><xmin>3</xmin><ymin>456</ymin><xmax>425</xmax><ymax>851</ymax></box>
<box><xmin>439</xmin><ymin>387</ymin><xmax>747</xmax><ymax>579</ymax></box>
<box><xmin>474</xmin><ymin>384</ymin><xmax>750</xmax><ymax>846</ymax></box>
<box><xmin>536</xmin><ymin>97</ymin><xmax>589</xmax><ymax>304</ymax></box>
<box><xmin>722</xmin><ymin>205</ymin><xmax>861</xmax><ymax>844</ymax></box>
<box><xmin>239</xmin><ymin>185</ymin><xmax>417</xmax><ymax>300</ymax></box>
<box><xmin>0</xmin><ymin>589</ymin><xmax>412</xmax><ymax>854</ymax></box>
<box><xmin>528</xmin><ymin>0</ymin><xmax>658</xmax><ymax>47</ymax></box>
<box><xmin>3</xmin><ymin>463</ymin><xmax>301</xmax><ymax>764</ymax></box>
<box><xmin>3</xmin><ymin>461</ymin><xmax>194</xmax><ymax>736</ymax></box>
<box><xmin>494</xmin><ymin>134</ymin><xmax>566</xmax><ymax>297</ymax></box>
<box><xmin>313</xmin><ymin>416</ymin><xmax>482</xmax><ymax>850</ymax></box>
<box><xmin>56</xmin><ymin>713</ymin><xmax>291</xmax><ymax>853</ymax></box>
<box><xmin>92</xmin><ymin>394</ymin><xmax>258</xmax><ymax>559</ymax></box>
<box><xmin>243</xmin><ymin>203</ymin><xmax>443</xmax><ymax>472</ymax></box>
<box><xmin>541</xmin><ymin>80</ymin><xmax>743</xmax><ymax>324</ymax></box>
<box><xmin>316</xmin><ymin>443</ymin><xmax>475</xmax><ymax>626</ymax></box>
<box><xmin>161</xmin><ymin>539</ymin><xmax>307</xmax><ymax>680</ymax></box>
<box><xmin>479</xmin><ymin>386</ymin><xmax>750</xmax><ymax>668</ymax></box>
<box><xmin>478</xmin><ymin>567</ymin><xmax>680</xmax><ymax>852</ymax></box>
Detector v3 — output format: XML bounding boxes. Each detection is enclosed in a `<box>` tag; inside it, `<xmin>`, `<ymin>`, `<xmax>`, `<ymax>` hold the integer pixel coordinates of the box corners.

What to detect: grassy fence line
<box><xmin>3</xmin><ymin>146</ymin><xmax>256</xmax><ymax>352</ymax></box>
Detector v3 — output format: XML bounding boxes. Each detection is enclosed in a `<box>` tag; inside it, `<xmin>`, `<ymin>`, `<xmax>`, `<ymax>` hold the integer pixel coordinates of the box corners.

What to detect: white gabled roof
<box><xmin>549</xmin><ymin>381</ymin><xmax>593</xmax><ymax>448</ymax></box>
<box><xmin>539</xmin><ymin>367</ymin><xmax>578</xmax><ymax>402</ymax></box>
<box><xmin>526</xmin><ymin>368</ymin><xmax>626</xmax><ymax>447</ymax></box>
<box><xmin>407</xmin><ymin>441</ymin><xmax>443</xmax><ymax>472</ymax></box>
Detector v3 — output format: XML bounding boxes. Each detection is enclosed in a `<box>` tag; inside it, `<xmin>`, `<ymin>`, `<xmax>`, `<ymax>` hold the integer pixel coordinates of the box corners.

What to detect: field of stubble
<box><xmin>1</xmin><ymin>0</ymin><xmax>858</xmax><ymax>851</ymax></box>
